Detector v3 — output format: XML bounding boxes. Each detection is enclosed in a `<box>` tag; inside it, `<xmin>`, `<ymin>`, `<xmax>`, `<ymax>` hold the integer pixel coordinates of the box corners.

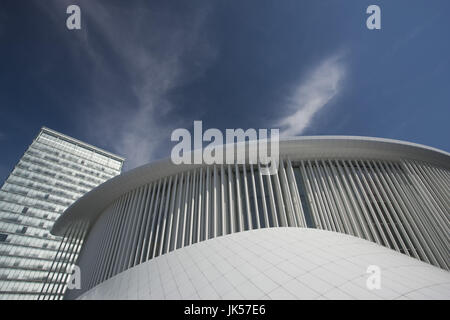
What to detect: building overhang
<box><xmin>51</xmin><ymin>136</ymin><xmax>450</xmax><ymax>236</ymax></box>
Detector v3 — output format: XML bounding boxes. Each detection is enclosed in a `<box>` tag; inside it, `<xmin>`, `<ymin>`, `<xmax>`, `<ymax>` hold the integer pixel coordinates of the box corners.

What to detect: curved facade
<box><xmin>75</xmin><ymin>228</ymin><xmax>450</xmax><ymax>300</ymax></box>
<box><xmin>44</xmin><ymin>136</ymin><xmax>450</xmax><ymax>299</ymax></box>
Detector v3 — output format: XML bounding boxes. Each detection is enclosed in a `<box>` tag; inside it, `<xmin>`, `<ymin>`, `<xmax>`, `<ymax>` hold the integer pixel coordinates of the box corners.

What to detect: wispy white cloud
<box><xmin>277</xmin><ymin>53</ymin><xmax>346</xmax><ymax>137</ymax></box>
<box><xmin>86</xmin><ymin>5</ymin><xmax>216</xmax><ymax>169</ymax></box>
<box><xmin>39</xmin><ymin>1</ymin><xmax>217</xmax><ymax>169</ymax></box>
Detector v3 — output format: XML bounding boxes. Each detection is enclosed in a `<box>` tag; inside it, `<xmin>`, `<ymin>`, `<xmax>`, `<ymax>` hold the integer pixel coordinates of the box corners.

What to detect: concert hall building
<box><xmin>45</xmin><ymin>136</ymin><xmax>450</xmax><ymax>300</ymax></box>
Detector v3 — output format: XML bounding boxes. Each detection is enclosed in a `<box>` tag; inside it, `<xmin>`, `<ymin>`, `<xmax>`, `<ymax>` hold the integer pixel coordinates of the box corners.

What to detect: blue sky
<box><xmin>1</xmin><ymin>0</ymin><xmax>449</xmax><ymax>183</ymax></box>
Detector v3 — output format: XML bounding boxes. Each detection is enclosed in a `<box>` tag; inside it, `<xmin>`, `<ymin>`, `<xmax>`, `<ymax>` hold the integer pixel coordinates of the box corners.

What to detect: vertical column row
<box><xmin>75</xmin><ymin>159</ymin><xmax>449</xmax><ymax>295</ymax></box>
<box><xmin>294</xmin><ymin>159</ymin><xmax>449</xmax><ymax>270</ymax></box>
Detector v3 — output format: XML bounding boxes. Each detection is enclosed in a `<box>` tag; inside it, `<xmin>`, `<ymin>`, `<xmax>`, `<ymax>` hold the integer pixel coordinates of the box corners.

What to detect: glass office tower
<box><xmin>0</xmin><ymin>127</ymin><xmax>124</xmax><ymax>300</ymax></box>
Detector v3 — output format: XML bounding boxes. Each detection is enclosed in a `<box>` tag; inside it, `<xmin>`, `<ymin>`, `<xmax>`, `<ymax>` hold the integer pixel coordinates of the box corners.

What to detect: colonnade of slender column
<box><xmin>61</xmin><ymin>158</ymin><xmax>449</xmax><ymax>297</ymax></box>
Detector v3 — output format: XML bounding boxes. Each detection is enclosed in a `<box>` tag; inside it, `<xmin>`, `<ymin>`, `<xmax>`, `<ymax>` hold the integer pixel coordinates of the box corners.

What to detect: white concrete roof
<box><xmin>74</xmin><ymin>228</ymin><xmax>450</xmax><ymax>300</ymax></box>
<box><xmin>52</xmin><ymin>136</ymin><xmax>450</xmax><ymax>235</ymax></box>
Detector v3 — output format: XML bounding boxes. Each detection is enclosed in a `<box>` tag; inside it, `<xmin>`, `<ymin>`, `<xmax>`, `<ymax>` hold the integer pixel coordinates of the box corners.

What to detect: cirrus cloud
<box><xmin>277</xmin><ymin>53</ymin><xmax>346</xmax><ymax>137</ymax></box>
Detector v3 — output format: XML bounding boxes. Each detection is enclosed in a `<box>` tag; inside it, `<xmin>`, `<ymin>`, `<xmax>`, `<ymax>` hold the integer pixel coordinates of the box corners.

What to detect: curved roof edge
<box><xmin>52</xmin><ymin>136</ymin><xmax>450</xmax><ymax>236</ymax></box>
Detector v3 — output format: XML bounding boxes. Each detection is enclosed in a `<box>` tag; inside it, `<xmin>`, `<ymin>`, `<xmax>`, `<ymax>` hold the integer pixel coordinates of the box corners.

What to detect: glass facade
<box><xmin>0</xmin><ymin>127</ymin><xmax>124</xmax><ymax>300</ymax></box>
